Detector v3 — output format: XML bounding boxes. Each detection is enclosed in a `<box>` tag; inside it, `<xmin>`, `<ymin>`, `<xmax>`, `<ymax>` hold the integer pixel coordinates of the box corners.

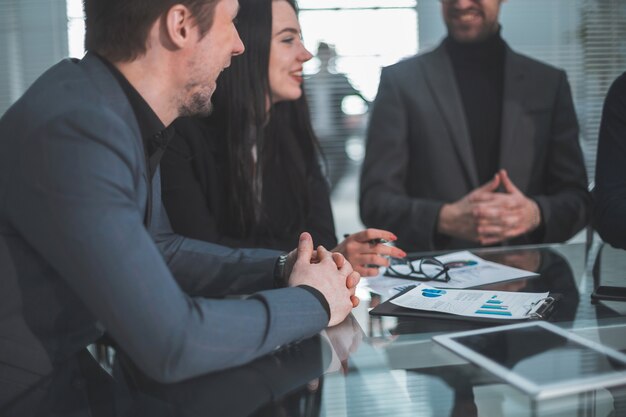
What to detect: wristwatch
<box><xmin>274</xmin><ymin>253</ymin><xmax>289</xmax><ymax>288</ymax></box>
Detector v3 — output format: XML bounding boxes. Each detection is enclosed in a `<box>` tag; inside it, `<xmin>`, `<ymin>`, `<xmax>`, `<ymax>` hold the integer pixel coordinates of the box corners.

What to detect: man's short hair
<box><xmin>84</xmin><ymin>0</ymin><xmax>218</xmax><ymax>62</ymax></box>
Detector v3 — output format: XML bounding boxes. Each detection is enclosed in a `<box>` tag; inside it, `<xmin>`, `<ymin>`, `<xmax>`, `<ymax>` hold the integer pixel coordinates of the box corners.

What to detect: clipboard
<box><xmin>369</xmin><ymin>286</ymin><xmax>557</xmax><ymax>324</ymax></box>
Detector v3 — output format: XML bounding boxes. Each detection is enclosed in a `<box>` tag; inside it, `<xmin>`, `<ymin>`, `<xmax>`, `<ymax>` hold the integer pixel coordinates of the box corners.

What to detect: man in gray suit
<box><xmin>360</xmin><ymin>0</ymin><xmax>590</xmax><ymax>252</ymax></box>
<box><xmin>0</xmin><ymin>0</ymin><xmax>360</xmax><ymax>406</ymax></box>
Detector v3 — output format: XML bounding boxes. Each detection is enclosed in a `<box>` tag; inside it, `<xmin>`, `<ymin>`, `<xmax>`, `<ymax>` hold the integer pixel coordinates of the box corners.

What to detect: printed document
<box><xmin>391</xmin><ymin>283</ymin><xmax>548</xmax><ymax>320</ymax></box>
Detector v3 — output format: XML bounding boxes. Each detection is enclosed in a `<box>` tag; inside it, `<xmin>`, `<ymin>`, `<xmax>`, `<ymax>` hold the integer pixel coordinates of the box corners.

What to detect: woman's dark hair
<box><xmin>207</xmin><ymin>0</ymin><xmax>322</xmax><ymax>239</ymax></box>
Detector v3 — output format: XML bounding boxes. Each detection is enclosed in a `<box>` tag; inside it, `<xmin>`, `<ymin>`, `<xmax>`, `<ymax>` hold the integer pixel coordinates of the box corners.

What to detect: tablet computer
<box><xmin>433</xmin><ymin>321</ymin><xmax>626</xmax><ymax>400</ymax></box>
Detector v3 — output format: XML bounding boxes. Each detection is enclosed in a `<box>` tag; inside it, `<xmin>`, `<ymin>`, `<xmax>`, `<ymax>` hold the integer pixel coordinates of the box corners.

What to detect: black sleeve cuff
<box><xmin>298</xmin><ymin>285</ymin><xmax>330</xmax><ymax>321</ymax></box>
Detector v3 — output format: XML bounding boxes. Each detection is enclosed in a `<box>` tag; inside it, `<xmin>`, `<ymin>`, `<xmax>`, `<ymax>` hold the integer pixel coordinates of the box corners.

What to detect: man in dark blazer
<box><xmin>0</xmin><ymin>0</ymin><xmax>360</xmax><ymax>409</ymax></box>
<box><xmin>594</xmin><ymin>72</ymin><xmax>626</xmax><ymax>250</ymax></box>
<box><xmin>360</xmin><ymin>0</ymin><xmax>590</xmax><ymax>252</ymax></box>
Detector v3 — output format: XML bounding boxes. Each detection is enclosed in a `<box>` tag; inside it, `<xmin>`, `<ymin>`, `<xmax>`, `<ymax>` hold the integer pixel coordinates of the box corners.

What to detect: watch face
<box><xmin>278</xmin><ymin>254</ymin><xmax>289</xmax><ymax>269</ymax></box>
<box><xmin>275</xmin><ymin>254</ymin><xmax>290</xmax><ymax>287</ymax></box>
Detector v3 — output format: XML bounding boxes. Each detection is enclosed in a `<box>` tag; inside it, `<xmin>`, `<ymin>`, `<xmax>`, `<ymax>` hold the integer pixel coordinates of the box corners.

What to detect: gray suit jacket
<box><xmin>0</xmin><ymin>53</ymin><xmax>328</xmax><ymax>404</ymax></box>
<box><xmin>360</xmin><ymin>43</ymin><xmax>590</xmax><ymax>252</ymax></box>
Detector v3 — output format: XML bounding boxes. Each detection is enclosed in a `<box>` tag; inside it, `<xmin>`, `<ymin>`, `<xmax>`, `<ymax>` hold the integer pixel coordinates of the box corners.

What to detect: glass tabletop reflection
<box><xmin>3</xmin><ymin>242</ymin><xmax>626</xmax><ymax>417</ymax></box>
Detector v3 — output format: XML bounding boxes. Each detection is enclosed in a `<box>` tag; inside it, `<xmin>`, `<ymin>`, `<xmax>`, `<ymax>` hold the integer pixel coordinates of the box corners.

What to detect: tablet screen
<box><xmin>435</xmin><ymin>322</ymin><xmax>626</xmax><ymax>399</ymax></box>
<box><xmin>453</xmin><ymin>325</ymin><xmax>626</xmax><ymax>384</ymax></box>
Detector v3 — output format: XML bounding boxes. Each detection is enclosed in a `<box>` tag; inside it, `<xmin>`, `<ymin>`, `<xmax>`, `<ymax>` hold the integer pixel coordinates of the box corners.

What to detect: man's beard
<box><xmin>178</xmin><ymin>85</ymin><xmax>213</xmax><ymax>118</ymax></box>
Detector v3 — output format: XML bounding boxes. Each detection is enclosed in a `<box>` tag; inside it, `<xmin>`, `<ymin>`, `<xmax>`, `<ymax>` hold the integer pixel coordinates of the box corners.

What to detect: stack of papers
<box><xmin>362</xmin><ymin>250</ymin><xmax>538</xmax><ymax>296</ymax></box>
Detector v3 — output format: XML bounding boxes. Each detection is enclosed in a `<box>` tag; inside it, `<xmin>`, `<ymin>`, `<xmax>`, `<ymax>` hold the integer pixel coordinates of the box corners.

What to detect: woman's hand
<box><xmin>333</xmin><ymin>229</ymin><xmax>407</xmax><ymax>277</ymax></box>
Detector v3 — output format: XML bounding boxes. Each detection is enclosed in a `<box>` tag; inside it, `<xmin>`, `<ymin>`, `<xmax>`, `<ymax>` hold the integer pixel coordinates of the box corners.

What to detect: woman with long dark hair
<box><xmin>160</xmin><ymin>0</ymin><xmax>405</xmax><ymax>276</ymax></box>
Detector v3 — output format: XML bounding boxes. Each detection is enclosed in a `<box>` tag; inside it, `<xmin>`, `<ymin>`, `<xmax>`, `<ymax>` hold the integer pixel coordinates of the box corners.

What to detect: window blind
<box><xmin>578</xmin><ymin>0</ymin><xmax>626</xmax><ymax>183</ymax></box>
<box><xmin>0</xmin><ymin>0</ymin><xmax>68</xmax><ymax>116</ymax></box>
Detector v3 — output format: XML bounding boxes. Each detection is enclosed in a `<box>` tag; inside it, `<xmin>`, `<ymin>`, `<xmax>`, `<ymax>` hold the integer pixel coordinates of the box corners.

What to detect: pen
<box><xmin>343</xmin><ymin>234</ymin><xmax>389</xmax><ymax>246</ymax></box>
<box><xmin>368</xmin><ymin>238</ymin><xmax>389</xmax><ymax>245</ymax></box>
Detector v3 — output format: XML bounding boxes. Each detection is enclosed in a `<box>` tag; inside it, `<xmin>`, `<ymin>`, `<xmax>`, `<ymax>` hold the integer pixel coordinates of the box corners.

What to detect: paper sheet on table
<box><xmin>359</xmin><ymin>276</ymin><xmax>417</xmax><ymax>297</ymax></box>
<box><xmin>390</xmin><ymin>283</ymin><xmax>549</xmax><ymax>320</ymax></box>
<box><xmin>362</xmin><ymin>250</ymin><xmax>538</xmax><ymax>296</ymax></box>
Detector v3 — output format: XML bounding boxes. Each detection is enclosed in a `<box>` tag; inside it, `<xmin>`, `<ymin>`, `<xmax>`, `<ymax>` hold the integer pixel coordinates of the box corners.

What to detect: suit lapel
<box><xmin>422</xmin><ymin>46</ymin><xmax>479</xmax><ymax>188</ymax></box>
<box><xmin>500</xmin><ymin>47</ymin><xmax>532</xmax><ymax>191</ymax></box>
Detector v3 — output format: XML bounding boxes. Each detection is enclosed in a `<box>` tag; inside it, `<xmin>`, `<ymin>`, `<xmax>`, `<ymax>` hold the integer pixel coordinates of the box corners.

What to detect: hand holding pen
<box><xmin>333</xmin><ymin>229</ymin><xmax>407</xmax><ymax>277</ymax></box>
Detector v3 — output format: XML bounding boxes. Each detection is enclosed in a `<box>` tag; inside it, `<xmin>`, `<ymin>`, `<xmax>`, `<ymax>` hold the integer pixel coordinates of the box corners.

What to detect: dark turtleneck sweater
<box><xmin>445</xmin><ymin>29</ymin><xmax>506</xmax><ymax>185</ymax></box>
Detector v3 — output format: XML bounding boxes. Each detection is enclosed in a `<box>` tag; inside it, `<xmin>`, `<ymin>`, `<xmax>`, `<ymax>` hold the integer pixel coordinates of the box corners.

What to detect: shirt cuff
<box><xmin>297</xmin><ymin>285</ymin><xmax>330</xmax><ymax>321</ymax></box>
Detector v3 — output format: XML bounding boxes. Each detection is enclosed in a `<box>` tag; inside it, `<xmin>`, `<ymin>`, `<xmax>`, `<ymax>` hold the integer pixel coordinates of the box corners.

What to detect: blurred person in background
<box><xmin>305</xmin><ymin>42</ymin><xmax>369</xmax><ymax>188</ymax></box>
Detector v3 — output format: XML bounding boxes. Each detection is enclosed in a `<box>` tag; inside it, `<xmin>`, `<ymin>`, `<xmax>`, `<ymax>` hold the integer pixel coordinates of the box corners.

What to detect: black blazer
<box><xmin>594</xmin><ymin>72</ymin><xmax>626</xmax><ymax>250</ymax></box>
<box><xmin>360</xmin><ymin>43</ymin><xmax>591</xmax><ymax>252</ymax></box>
<box><xmin>161</xmin><ymin>117</ymin><xmax>338</xmax><ymax>252</ymax></box>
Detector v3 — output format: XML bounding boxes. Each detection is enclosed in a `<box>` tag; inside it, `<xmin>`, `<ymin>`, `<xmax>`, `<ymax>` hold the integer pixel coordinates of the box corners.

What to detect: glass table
<box><xmin>3</xmin><ymin>242</ymin><xmax>626</xmax><ymax>417</ymax></box>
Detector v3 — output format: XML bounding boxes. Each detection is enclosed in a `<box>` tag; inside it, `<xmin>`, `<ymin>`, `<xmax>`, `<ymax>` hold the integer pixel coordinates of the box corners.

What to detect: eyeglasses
<box><xmin>386</xmin><ymin>257</ymin><xmax>451</xmax><ymax>283</ymax></box>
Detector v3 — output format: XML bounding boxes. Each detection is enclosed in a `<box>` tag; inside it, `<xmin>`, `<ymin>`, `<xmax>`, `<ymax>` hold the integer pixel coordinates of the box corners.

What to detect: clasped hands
<box><xmin>283</xmin><ymin>229</ymin><xmax>405</xmax><ymax>326</ymax></box>
<box><xmin>438</xmin><ymin>169</ymin><xmax>541</xmax><ymax>245</ymax></box>
<box><xmin>286</xmin><ymin>232</ymin><xmax>361</xmax><ymax>327</ymax></box>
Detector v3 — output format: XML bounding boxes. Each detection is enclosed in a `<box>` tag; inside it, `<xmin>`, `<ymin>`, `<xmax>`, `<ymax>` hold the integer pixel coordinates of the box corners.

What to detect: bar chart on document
<box><xmin>475</xmin><ymin>295</ymin><xmax>513</xmax><ymax>317</ymax></box>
